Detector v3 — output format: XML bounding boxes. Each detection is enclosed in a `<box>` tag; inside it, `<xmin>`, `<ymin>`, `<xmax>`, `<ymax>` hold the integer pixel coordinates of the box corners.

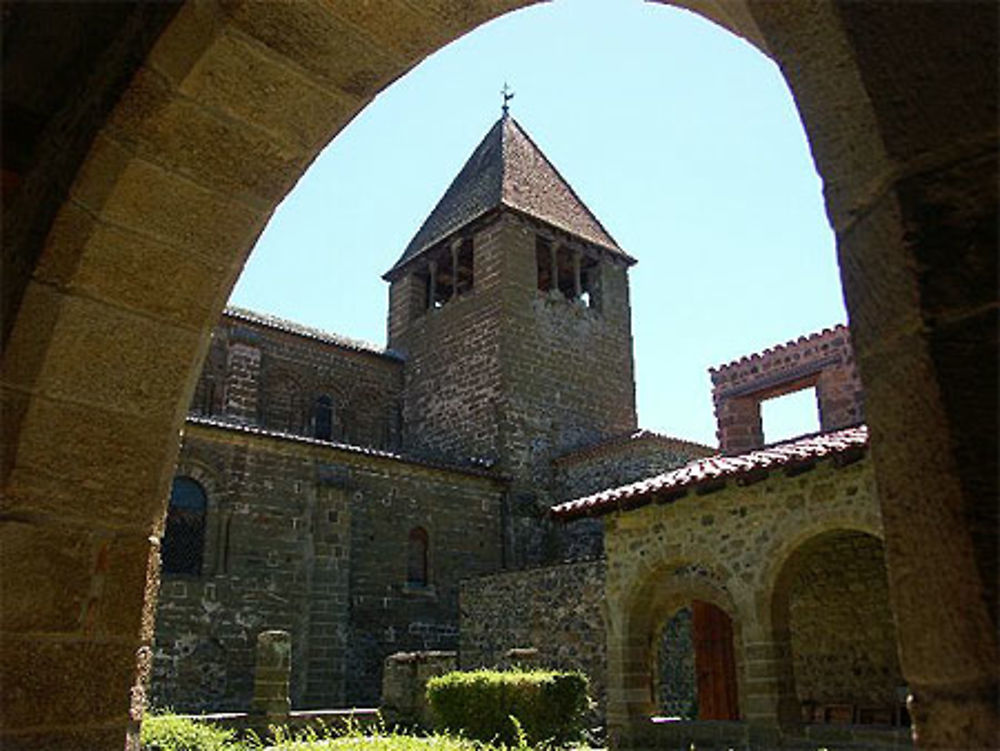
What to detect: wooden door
<box><xmin>692</xmin><ymin>600</ymin><xmax>739</xmax><ymax>720</ymax></box>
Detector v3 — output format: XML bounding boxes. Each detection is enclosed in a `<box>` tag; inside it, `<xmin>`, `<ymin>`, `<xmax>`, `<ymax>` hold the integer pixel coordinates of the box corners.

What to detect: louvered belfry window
<box><xmin>162</xmin><ymin>476</ymin><xmax>207</xmax><ymax>576</ymax></box>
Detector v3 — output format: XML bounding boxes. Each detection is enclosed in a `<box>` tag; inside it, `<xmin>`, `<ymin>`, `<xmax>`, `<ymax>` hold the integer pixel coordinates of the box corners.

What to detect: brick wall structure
<box><xmin>710</xmin><ymin>325</ymin><xmax>863</xmax><ymax>455</ymax></box>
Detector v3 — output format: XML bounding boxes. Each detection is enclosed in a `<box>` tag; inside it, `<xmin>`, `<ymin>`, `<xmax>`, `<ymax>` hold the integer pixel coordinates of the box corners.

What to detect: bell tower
<box><xmin>384</xmin><ymin>113</ymin><xmax>638</xmax><ymax>487</ymax></box>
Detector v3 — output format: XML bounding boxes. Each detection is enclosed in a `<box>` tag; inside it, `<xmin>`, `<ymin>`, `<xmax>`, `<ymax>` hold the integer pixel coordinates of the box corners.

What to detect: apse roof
<box><xmin>384</xmin><ymin>114</ymin><xmax>632</xmax><ymax>279</ymax></box>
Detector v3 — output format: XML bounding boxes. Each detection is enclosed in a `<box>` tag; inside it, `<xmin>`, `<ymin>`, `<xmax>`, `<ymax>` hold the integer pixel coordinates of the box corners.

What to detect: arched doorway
<box><xmin>770</xmin><ymin>530</ymin><xmax>906</xmax><ymax>733</ymax></box>
<box><xmin>656</xmin><ymin>601</ymin><xmax>739</xmax><ymax>723</ymax></box>
<box><xmin>1</xmin><ymin>3</ymin><xmax>995</xmax><ymax>749</ymax></box>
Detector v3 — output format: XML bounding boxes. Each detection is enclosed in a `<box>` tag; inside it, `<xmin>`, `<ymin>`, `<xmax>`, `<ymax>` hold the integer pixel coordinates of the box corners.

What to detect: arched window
<box><xmin>407</xmin><ymin>527</ymin><xmax>429</xmax><ymax>586</ymax></box>
<box><xmin>162</xmin><ymin>477</ymin><xmax>207</xmax><ymax>576</ymax></box>
<box><xmin>314</xmin><ymin>394</ymin><xmax>333</xmax><ymax>440</ymax></box>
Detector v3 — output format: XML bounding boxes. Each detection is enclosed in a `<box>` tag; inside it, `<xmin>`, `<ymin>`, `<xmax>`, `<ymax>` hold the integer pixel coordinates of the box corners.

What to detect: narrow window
<box><xmin>556</xmin><ymin>245</ymin><xmax>576</xmax><ymax>299</ymax></box>
<box><xmin>580</xmin><ymin>255</ymin><xmax>601</xmax><ymax>309</ymax></box>
<box><xmin>407</xmin><ymin>527</ymin><xmax>429</xmax><ymax>586</ymax></box>
<box><xmin>536</xmin><ymin>236</ymin><xmax>552</xmax><ymax>292</ymax></box>
<box><xmin>455</xmin><ymin>237</ymin><xmax>474</xmax><ymax>296</ymax></box>
<box><xmin>193</xmin><ymin>378</ymin><xmax>216</xmax><ymax>416</ymax></box>
<box><xmin>314</xmin><ymin>395</ymin><xmax>333</xmax><ymax>440</ymax></box>
<box><xmin>434</xmin><ymin>248</ymin><xmax>454</xmax><ymax>307</ymax></box>
<box><xmin>162</xmin><ymin>477</ymin><xmax>207</xmax><ymax>576</ymax></box>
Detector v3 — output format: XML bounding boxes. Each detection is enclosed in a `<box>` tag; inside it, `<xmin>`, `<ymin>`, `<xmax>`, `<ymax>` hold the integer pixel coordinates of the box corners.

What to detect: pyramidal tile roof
<box><xmin>385</xmin><ymin>115</ymin><xmax>631</xmax><ymax>278</ymax></box>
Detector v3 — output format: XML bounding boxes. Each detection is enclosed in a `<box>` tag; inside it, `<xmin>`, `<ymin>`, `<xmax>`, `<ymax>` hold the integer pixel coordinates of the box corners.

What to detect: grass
<box><xmin>140</xmin><ymin>711</ymin><xmax>578</xmax><ymax>751</ymax></box>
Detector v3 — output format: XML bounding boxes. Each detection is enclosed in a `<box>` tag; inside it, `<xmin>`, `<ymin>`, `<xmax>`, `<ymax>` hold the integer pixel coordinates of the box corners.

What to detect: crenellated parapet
<box><xmin>710</xmin><ymin>325</ymin><xmax>864</xmax><ymax>454</ymax></box>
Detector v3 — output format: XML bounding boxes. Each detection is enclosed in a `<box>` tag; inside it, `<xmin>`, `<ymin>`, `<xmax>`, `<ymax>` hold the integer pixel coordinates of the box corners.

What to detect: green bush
<box><xmin>141</xmin><ymin>711</ymin><xmax>242</xmax><ymax>751</ymax></box>
<box><xmin>425</xmin><ymin>669</ymin><xmax>589</xmax><ymax>747</ymax></box>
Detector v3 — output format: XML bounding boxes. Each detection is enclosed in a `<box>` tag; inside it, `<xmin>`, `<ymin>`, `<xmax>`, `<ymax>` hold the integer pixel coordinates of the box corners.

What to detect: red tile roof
<box><xmin>552</xmin><ymin>425</ymin><xmax>869</xmax><ymax>521</ymax></box>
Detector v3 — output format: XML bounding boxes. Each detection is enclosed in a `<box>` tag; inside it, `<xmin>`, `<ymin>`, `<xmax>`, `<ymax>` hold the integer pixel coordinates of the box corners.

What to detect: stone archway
<box><xmin>768</xmin><ymin>529</ymin><xmax>905</xmax><ymax>737</ymax></box>
<box><xmin>606</xmin><ymin>557</ymin><xmax>746</xmax><ymax>746</ymax></box>
<box><xmin>1</xmin><ymin>2</ymin><xmax>995</xmax><ymax>749</ymax></box>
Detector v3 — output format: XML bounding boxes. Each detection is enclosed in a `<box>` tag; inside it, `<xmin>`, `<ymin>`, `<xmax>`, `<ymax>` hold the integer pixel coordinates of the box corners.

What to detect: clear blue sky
<box><xmin>230</xmin><ymin>0</ymin><xmax>846</xmax><ymax>448</ymax></box>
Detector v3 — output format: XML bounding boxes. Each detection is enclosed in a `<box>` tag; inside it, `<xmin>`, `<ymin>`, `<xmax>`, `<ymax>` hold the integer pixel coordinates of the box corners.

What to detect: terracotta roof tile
<box><xmin>552</xmin><ymin>425</ymin><xmax>869</xmax><ymax>520</ymax></box>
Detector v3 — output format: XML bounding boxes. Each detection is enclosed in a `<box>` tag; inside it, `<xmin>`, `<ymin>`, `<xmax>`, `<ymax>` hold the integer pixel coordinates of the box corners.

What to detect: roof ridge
<box><xmin>185</xmin><ymin>415</ymin><xmax>501</xmax><ymax>478</ymax></box>
<box><xmin>500</xmin><ymin>117</ymin><xmax>624</xmax><ymax>254</ymax></box>
<box><xmin>552</xmin><ymin>428</ymin><xmax>714</xmax><ymax>465</ymax></box>
<box><xmin>224</xmin><ymin>306</ymin><xmax>401</xmax><ymax>359</ymax></box>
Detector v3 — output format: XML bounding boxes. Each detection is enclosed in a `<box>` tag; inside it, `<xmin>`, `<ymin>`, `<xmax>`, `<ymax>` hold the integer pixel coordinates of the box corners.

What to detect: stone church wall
<box><xmin>153</xmin><ymin>422</ymin><xmax>505</xmax><ymax>711</ymax></box>
<box><xmin>191</xmin><ymin>310</ymin><xmax>404</xmax><ymax>448</ymax></box>
<box><xmin>345</xmin><ymin>458</ymin><xmax>505</xmax><ymax>704</ymax></box>
<box><xmin>498</xmin><ymin>215</ymin><xmax>638</xmax><ymax>488</ymax></box>
<box><xmin>459</xmin><ymin>559</ymin><xmax>608</xmax><ymax>714</ymax></box>
<box><xmin>391</xmin><ymin>217</ymin><xmax>507</xmax><ymax>465</ymax></box>
<box><xmin>553</xmin><ymin>433</ymin><xmax>714</xmax><ymax>503</ymax></box>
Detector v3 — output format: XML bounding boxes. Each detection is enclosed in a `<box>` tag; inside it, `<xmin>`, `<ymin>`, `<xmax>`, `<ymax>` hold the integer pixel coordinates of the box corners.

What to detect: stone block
<box><xmin>93</xmin><ymin>155</ymin><xmax>265</xmax><ymax>267</ymax></box>
<box><xmin>218</xmin><ymin>0</ymin><xmax>400</xmax><ymax>98</ymax></box>
<box><xmin>0</xmin><ymin>520</ymin><xmax>94</xmax><ymax>634</ymax></box>
<box><xmin>0</xmin><ymin>636</ymin><xmax>137</xmax><ymax>730</ymax></box>
<box><xmin>3</xmin><ymin>394</ymin><xmax>174</xmax><ymax>531</ymax></box>
<box><xmin>36</xmin><ymin>203</ymin><xmax>233</xmax><ymax>331</ymax></box>
<box><xmin>108</xmin><ymin>67</ymin><xmax>307</xmax><ymax>204</ymax></box>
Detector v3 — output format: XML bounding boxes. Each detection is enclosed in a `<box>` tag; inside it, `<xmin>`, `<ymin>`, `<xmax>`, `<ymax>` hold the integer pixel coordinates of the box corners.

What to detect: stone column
<box><xmin>714</xmin><ymin>395</ymin><xmax>764</xmax><ymax>455</ymax></box>
<box><xmin>428</xmin><ymin>259</ymin><xmax>437</xmax><ymax>309</ymax></box>
<box><xmin>741</xmin><ymin>637</ymin><xmax>799</xmax><ymax>730</ymax></box>
<box><xmin>450</xmin><ymin>239</ymin><xmax>461</xmax><ymax>301</ymax></box>
<box><xmin>573</xmin><ymin>250</ymin><xmax>582</xmax><ymax>300</ymax></box>
<box><xmin>252</xmin><ymin>630</ymin><xmax>291</xmax><ymax>719</ymax></box>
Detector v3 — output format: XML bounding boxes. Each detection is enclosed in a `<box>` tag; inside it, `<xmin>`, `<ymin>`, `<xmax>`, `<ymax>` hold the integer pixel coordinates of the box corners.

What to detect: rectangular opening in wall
<box><xmin>761</xmin><ymin>387</ymin><xmax>820</xmax><ymax>444</ymax></box>
<box><xmin>455</xmin><ymin>237</ymin><xmax>474</xmax><ymax>296</ymax></box>
<box><xmin>536</xmin><ymin>235</ymin><xmax>552</xmax><ymax>292</ymax></box>
<box><xmin>433</xmin><ymin>247</ymin><xmax>454</xmax><ymax>307</ymax></box>
<box><xmin>556</xmin><ymin>245</ymin><xmax>576</xmax><ymax>299</ymax></box>
<box><xmin>580</xmin><ymin>255</ymin><xmax>601</xmax><ymax>309</ymax></box>
<box><xmin>414</xmin><ymin>267</ymin><xmax>431</xmax><ymax>312</ymax></box>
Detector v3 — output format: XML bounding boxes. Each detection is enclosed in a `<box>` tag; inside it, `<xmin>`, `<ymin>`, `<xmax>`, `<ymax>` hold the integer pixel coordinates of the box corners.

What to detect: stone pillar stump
<box><xmin>252</xmin><ymin>630</ymin><xmax>291</xmax><ymax>719</ymax></box>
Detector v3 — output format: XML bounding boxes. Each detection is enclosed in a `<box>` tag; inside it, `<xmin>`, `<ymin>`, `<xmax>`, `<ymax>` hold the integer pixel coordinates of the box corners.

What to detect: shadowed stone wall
<box><xmin>460</xmin><ymin>559</ymin><xmax>607</xmax><ymax>714</ymax></box>
<box><xmin>781</xmin><ymin>530</ymin><xmax>902</xmax><ymax>710</ymax></box>
<box><xmin>657</xmin><ymin>608</ymin><xmax>696</xmax><ymax>718</ymax></box>
<box><xmin>153</xmin><ymin>422</ymin><xmax>505</xmax><ymax>711</ymax></box>
<box><xmin>192</xmin><ymin>310</ymin><xmax>404</xmax><ymax>446</ymax></box>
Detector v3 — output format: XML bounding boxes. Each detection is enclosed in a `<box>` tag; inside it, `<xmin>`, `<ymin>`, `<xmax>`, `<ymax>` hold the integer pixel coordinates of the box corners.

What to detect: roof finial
<box><xmin>501</xmin><ymin>82</ymin><xmax>514</xmax><ymax>116</ymax></box>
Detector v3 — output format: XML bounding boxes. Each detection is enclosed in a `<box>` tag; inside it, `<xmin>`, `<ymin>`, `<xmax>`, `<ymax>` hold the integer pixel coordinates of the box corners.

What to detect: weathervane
<box><xmin>501</xmin><ymin>82</ymin><xmax>514</xmax><ymax>115</ymax></box>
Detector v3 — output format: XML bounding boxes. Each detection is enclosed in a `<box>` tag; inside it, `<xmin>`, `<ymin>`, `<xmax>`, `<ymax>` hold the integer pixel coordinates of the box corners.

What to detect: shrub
<box><xmin>141</xmin><ymin>711</ymin><xmax>241</xmax><ymax>751</ymax></box>
<box><xmin>425</xmin><ymin>669</ymin><xmax>589</xmax><ymax>746</ymax></box>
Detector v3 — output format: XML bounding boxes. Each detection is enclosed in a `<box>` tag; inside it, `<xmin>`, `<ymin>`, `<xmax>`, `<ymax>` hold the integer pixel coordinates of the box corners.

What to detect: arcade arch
<box><xmin>1</xmin><ymin>2</ymin><xmax>995</xmax><ymax>749</ymax></box>
<box><xmin>769</xmin><ymin>529</ymin><xmax>904</xmax><ymax>728</ymax></box>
